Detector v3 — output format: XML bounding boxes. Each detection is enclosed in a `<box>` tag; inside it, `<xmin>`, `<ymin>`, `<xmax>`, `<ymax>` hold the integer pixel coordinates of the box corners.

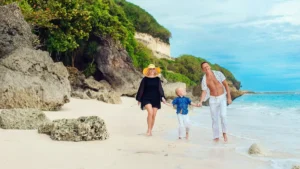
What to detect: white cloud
<box><xmin>268</xmin><ymin>0</ymin><xmax>300</xmax><ymax>25</ymax></box>
<box><xmin>127</xmin><ymin>0</ymin><xmax>300</xmax><ymax>91</ymax></box>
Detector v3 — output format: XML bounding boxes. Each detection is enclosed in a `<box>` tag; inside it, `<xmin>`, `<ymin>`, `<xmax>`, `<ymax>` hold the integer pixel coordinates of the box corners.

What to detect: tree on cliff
<box><xmin>115</xmin><ymin>0</ymin><xmax>171</xmax><ymax>44</ymax></box>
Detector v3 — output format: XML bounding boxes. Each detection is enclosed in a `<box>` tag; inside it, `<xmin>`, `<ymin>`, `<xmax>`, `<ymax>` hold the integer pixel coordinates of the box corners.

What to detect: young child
<box><xmin>172</xmin><ymin>87</ymin><xmax>200</xmax><ymax>139</ymax></box>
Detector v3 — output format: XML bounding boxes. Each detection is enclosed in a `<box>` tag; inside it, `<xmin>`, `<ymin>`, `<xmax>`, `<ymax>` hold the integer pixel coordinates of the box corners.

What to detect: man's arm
<box><xmin>222</xmin><ymin>80</ymin><xmax>232</xmax><ymax>105</ymax></box>
<box><xmin>199</xmin><ymin>90</ymin><xmax>207</xmax><ymax>107</ymax></box>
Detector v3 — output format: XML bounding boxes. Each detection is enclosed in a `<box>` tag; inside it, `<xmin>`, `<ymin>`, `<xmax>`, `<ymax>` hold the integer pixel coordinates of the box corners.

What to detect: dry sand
<box><xmin>0</xmin><ymin>97</ymin><xmax>270</xmax><ymax>169</ymax></box>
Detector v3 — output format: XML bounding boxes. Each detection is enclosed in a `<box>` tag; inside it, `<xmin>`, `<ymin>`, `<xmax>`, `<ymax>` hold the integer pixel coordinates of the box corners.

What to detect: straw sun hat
<box><xmin>143</xmin><ymin>64</ymin><xmax>161</xmax><ymax>76</ymax></box>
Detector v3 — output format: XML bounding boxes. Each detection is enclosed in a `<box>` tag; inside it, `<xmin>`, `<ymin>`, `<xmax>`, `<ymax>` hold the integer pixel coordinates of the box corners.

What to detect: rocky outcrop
<box><xmin>292</xmin><ymin>166</ymin><xmax>300</xmax><ymax>169</ymax></box>
<box><xmin>163</xmin><ymin>82</ymin><xmax>186</xmax><ymax>99</ymax></box>
<box><xmin>0</xmin><ymin>109</ymin><xmax>50</xmax><ymax>129</ymax></box>
<box><xmin>134</xmin><ymin>32</ymin><xmax>173</xmax><ymax>60</ymax></box>
<box><xmin>94</xmin><ymin>37</ymin><xmax>143</xmax><ymax>96</ymax></box>
<box><xmin>0</xmin><ymin>3</ymin><xmax>37</xmax><ymax>58</ymax></box>
<box><xmin>0</xmin><ymin>47</ymin><xmax>71</xmax><ymax>110</ymax></box>
<box><xmin>38</xmin><ymin>116</ymin><xmax>109</xmax><ymax>142</ymax></box>
<box><xmin>67</xmin><ymin>67</ymin><xmax>121</xmax><ymax>104</ymax></box>
<box><xmin>0</xmin><ymin>4</ymin><xmax>71</xmax><ymax>110</ymax></box>
<box><xmin>227</xmin><ymin>80</ymin><xmax>244</xmax><ymax>101</ymax></box>
<box><xmin>248</xmin><ymin>143</ymin><xmax>264</xmax><ymax>155</ymax></box>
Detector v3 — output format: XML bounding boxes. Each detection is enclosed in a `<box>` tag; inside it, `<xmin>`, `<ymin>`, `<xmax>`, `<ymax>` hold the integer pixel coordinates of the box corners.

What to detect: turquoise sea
<box><xmin>193</xmin><ymin>93</ymin><xmax>300</xmax><ymax>169</ymax></box>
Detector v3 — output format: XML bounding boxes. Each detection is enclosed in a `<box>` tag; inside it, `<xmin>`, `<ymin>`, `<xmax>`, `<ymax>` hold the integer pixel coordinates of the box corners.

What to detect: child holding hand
<box><xmin>171</xmin><ymin>88</ymin><xmax>200</xmax><ymax>139</ymax></box>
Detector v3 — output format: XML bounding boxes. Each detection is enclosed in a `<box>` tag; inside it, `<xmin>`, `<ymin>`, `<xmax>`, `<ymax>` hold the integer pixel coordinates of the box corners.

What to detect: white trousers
<box><xmin>177</xmin><ymin>114</ymin><xmax>190</xmax><ymax>138</ymax></box>
<box><xmin>209</xmin><ymin>93</ymin><xmax>227</xmax><ymax>139</ymax></box>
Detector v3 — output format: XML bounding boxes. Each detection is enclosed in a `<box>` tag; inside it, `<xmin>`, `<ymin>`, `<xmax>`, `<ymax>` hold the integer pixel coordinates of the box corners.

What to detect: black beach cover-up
<box><xmin>136</xmin><ymin>77</ymin><xmax>165</xmax><ymax>110</ymax></box>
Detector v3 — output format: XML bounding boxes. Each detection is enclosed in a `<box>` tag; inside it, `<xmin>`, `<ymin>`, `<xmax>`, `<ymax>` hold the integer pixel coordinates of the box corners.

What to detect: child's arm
<box><xmin>190</xmin><ymin>102</ymin><xmax>200</xmax><ymax>107</ymax></box>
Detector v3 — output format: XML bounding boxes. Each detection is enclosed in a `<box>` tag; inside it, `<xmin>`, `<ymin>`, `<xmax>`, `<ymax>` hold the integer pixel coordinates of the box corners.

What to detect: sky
<box><xmin>127</xmin><ymin>0</ymin><xmax>300</xmax><ymax>92</ymax></box>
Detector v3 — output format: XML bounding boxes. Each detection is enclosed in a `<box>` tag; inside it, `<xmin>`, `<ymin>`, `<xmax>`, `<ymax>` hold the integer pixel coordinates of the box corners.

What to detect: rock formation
<box><xmin>67</xmin><ymin>67</ymin><xmax>121</xmax><ymax>104</ymax></box>
<box><xmin>94</xmin><ymin>37</ymin><xmax>143</xmax><ymax>96</ymax></box>
<box><xmin>38</xmin><ymin>116</ymin><xmax>109</xmax><ymax>142</ymax></box>
<box><xmin>134</xmin><ymin>32</ymin><xmax>173</xmax><ymax>60</ymax></box>
<box><xmin>0</xmin><ymin>3</ymin><xmax>37</xmax><ymax>57</ymax></box>
<box><xmin>0</xmin><ymin>109</ymin><xmax>50</xmax><ymax>129</ymax></box>
<box><xmin>248</xmin><ymin>143</ymin><xmax>264</xmax><ymax>155</ymax></box>
<box><xmin>292</xmin><ymin>166</ymin><xmax>300</xmax><ymax>169</ymax></box>
<box><xmin>163</xmin><ymin>82</ymin><xmax>186</xmax><ymax>99</ymax></box>
<box><xmin>0</xmin><ymin>4</ymin><xmax>71</xmax><ymax>110</ymax></box>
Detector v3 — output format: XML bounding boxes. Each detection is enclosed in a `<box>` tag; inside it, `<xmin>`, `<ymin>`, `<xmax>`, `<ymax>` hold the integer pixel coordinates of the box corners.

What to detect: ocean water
<box><xmin>193</xmin><ymin>93</ymin><xmax>300</xmax><ymax>169</ymax></box>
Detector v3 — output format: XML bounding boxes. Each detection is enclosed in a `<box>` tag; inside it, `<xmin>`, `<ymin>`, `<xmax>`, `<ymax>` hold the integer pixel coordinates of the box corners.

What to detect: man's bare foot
<box><xmin>213</xmin><ymin>138</ymin><xmax>219</xmax><ymax>142</ymax></box>
<box><xmin>223</xmin><ymin>133</ymin><xmax>228</xmax><ymax>142</ymax></box>
<box><xmin>186</xmin><ymin>132</ymin><xmax>189</xmax><ymax>140</ymax></box>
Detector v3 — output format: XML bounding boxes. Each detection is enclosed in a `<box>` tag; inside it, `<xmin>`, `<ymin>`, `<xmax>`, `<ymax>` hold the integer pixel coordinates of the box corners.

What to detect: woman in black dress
<box><xmin>136</xmin><ymin>64</ymin><xmax>167</xmax><ymax>136</ymax></box>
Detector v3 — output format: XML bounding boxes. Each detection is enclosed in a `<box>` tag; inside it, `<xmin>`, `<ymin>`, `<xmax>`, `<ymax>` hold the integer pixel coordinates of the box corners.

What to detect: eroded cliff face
<box><xmin>0</xmin><ymin>3</ymin><xmax>71</xmax><ymax>111</ymax></box>
<box><xmin>134</xmin><ymin>32</ymin><xmax>173</xmax><ymax>60</ymax></box>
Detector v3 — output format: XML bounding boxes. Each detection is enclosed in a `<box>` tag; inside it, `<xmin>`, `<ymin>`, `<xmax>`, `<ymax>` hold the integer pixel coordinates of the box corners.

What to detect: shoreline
<box><xmin>0</xmin><ymin>97</ymin><xmax>296</xmax><ymax>169</ymax></box>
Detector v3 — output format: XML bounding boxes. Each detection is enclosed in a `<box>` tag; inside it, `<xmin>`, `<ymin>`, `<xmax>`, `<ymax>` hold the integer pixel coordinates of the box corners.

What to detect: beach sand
<box><xmin>0</xmin><ymin>97</ymin><xmax>270</xmax><ymax>169</ymax></box>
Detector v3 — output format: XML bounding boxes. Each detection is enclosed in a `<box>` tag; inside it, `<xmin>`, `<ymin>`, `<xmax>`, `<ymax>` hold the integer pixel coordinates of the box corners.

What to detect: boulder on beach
<box><xmin>0</xmin><ymin>109</ymin><xmax>50</xmax><ymax>129</ymax></box>
<box><xmin>38</xmin><ymin>116</ymin><xmax>109</xmax><ymax>142</ymax></box>
<box><xmin>292</xmin><ymin>165</ymin><xmax>300</xmax><ymax>169</ymax></box>
<box><xmin>248</xmin><ymin>143</ymin><xmax>264</xmax><ymax>155</ymax></box>
<box><xmin>67</xmin><ymin>67</ymin><xmax>121</xmax><ymax>104</ymax></box>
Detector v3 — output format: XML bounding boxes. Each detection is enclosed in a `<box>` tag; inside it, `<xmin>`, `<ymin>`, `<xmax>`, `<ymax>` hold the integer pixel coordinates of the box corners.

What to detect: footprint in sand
<box><xmin>168</xmin><ymin>143</ymin><xmax>176</xmax><ymax>148</ymax></box>
<box><xmin>135</xmin><ymin>150</ymin><xmax>158</xmax><ymax>155</ymax></box>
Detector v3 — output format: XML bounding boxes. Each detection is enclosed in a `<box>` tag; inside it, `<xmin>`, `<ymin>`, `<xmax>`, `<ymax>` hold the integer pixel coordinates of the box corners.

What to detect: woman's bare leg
<box><xmin>145</xmin><ymin>104</ymin><xmax>153</xmax><ymax>136</ymax></box>
<box><xmin>150</xmin><ymin>108</ymin><xmax>158</xmax><ymax>134</ymax></box>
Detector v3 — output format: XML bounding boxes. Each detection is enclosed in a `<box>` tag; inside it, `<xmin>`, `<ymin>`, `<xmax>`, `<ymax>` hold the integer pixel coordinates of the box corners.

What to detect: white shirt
<box><xmin>201</xmin><ymin>70</ymin><xmax>226</xmax><ymax>101</ymax></box>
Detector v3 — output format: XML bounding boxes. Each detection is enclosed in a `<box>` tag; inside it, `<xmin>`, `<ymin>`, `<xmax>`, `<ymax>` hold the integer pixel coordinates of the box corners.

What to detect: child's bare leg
<box><xmin>186</xmin><ymin>132</ymin><xmax>189</xmax><ymax>140</ymax></box>
<box><xmin>223</xmin><ymin>133</ymin><xmax>228</xmax><ymax>142</ymax></box>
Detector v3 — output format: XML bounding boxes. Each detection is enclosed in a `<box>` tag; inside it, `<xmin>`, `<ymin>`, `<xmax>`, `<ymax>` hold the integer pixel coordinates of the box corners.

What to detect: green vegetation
<box><xmin>1</xmin><ymin>0</ymin><xmax>135</xmax><ymax>66</ymax></box>
<box><xmin>115</xmin><ymin>0</ymin><xmax>171</xmax><ymax>44</ymax></box>
<box><xmin>1</xmin><ymin>0</ymin><xmax>240</xmax><ymax>89</ymax></box>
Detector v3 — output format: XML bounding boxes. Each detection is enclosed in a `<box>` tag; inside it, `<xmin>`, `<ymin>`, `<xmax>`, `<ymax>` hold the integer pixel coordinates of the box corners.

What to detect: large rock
<box><xmin>67</xmin><ymin>66</ymin><xmax>86</xmax><ymax>91</ymax></box>
<box><xmin>0</xmin><ymin>3</ymin><xmax>37</xmax><ymax>58</ymax></box>
<box><xmin>0</xmin><ymin>109</ymin><xmax>50</xmax><ymax>129</ymax></box>
<box><xmin>38</xmin><ymin>116</ymin><xmax>109</xmax><ymax>142</ymax></box>
<box><xmin>94</xmin><ymin>37</ymin><xmax>142</xmax><ymax>96</ymax></box>
<box><xmin>86</xmin><ymin>89</ymin><xmax>121</xmax><ymax>104</ymax></box>
<box><xmin>0</xmin><ymin>47</ymin><xmax>71</xmax><ymax>110</ymax></box>
<box><xmin>248</xmin><ymin>143</ymin><xmax>264</xmax><ymax>155</ymax></box>
<box><xmin>84</xmin><ymin>76</ymin><xmax>112</xmax><ymax>91</ymax></box>
<box><xmin>292</xmin><ymin>166</ymin><xmax>300</xmax><ymax>169</ymax></box>
<box><xmin>0</xmin><ymin>4</ymin><xmax>71</xmax><ymax>110</ymax></box>
<box><xmin>163</xmin><ymin>82</ymin><xmax>186</xmax><ymax>99</ymax></box>
<box><xmin>67</xmin><ymin>67</ymin><xmax>121</xmax><ymax>104</ymax></box>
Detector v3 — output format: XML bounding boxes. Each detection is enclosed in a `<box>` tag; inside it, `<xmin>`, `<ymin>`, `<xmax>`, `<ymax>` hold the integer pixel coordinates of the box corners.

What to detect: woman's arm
<box><xmin>158</xmin><ymin>78</ymin><xmax>166</xmax><ymax>102</ymax></box>
<box><xmin>136</xmin><ymin>78</ymin><xmax>145</xmax><ymax>102</ymax></box>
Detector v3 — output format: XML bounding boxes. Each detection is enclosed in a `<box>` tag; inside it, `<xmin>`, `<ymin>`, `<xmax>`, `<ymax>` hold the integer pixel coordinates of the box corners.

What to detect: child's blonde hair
<box><xmin>175</xmin><ymin>87</ymin><xmax>185</xmax><ymax>96</ymax></box>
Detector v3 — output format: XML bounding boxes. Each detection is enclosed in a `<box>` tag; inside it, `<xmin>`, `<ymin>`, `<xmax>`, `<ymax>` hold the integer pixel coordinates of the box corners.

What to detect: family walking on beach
<box><xmin>136</xmin><ymin>62</ymin><xmax>232</xmax><ymax>142</ymax></box>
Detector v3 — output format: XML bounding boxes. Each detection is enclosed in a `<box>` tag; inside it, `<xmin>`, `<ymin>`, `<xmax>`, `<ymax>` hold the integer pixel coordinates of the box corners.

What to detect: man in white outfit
<box><xmin>199</xmin><ymin>62</ymin><xmax>232</xmax><ymax>142</ymax></box>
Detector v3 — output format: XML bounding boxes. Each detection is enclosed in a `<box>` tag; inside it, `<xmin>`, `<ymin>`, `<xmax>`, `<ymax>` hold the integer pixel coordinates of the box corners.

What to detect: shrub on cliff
<box><xmin>1</xmin><ymin>0</ymin><xmax>136</xmax><ymax>66</ymax></box>
<box><xmin>115</xmin><ymin>0</ymin><xmax>171</xmax><ymax>44</ymax></box>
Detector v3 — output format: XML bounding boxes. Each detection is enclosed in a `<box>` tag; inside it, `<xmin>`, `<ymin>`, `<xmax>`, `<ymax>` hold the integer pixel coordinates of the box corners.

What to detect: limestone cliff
<box><xmin>134</xmin><ymin>32</ymin><xmax>173</xmax><ymax>60</ymax></box>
